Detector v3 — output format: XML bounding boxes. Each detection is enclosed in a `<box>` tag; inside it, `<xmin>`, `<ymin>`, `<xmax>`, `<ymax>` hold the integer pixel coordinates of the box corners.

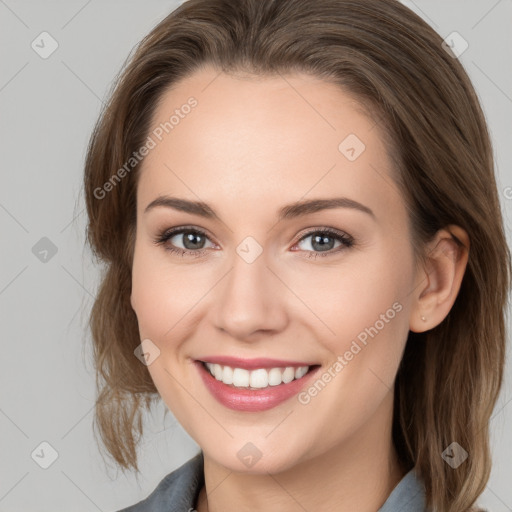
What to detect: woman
<box><xmin>83</xmin><ymin>0</ymin><xmax>511</xmax><ymax>510</ymax></box>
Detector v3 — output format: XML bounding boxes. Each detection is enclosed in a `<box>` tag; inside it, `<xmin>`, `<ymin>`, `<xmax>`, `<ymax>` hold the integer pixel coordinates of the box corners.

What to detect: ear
<box><xmin>409</xmin><ymin>225</ymin><xmax>470</xmax><ymax>333</ymax></box>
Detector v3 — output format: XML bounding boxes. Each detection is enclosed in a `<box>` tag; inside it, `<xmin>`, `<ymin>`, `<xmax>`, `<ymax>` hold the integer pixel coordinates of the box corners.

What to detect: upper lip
<box><xmin>197</xmin><ymin>356</ymin><xmax>318</xmax><ymax>370</ymax></box>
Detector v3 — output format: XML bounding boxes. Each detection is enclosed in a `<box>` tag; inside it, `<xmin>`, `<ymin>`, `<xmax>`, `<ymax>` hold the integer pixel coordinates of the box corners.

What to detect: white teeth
<box><xmin>222</xmin><ymin>365</ymin><xmax>233</xmax><ymax>385</ymax></box>
<box><xmin>232</xmin><ymin>368</ymin><xmax>250</xmax><ymax>387</ymax></box>
<box><xmin>268</xmin><ymin>368</ymin><xmax>283</xmax><ymax>386</ymax></box>
<box><xmin>282</xmin><ymin>367</ymin><xmax>295</xmax><ymax>383</ymax></box>
<box><xmin>249</xmin><ymin>369</ymin><xmax>268</xmax><ymax>388</ymax></box>
<box><xmin>204</xmin><ymin>362</ymin><xmax>311</xmax><ymax>389</ymax></box>
<box><xmin>213</xmin><ymin>364</ymin><xmax>223</xmax><ymax>380</ymax></box>
<box><xmin>295</xmin><ymin>366</ymin><xmax>308</xmax><ymax>379</ymax></box>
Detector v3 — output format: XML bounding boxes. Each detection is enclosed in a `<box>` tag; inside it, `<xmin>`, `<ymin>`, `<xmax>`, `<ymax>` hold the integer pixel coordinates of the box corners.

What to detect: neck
<box><xmin>196</xmin><ymin>391</ymin><xmax>407</xmax><ymax>512</ymax></box>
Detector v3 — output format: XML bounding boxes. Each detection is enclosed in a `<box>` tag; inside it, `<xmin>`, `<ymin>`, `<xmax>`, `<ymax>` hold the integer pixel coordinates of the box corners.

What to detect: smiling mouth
<box><xmin>200</xmin><ymin>361</ymin><xmax>320</xmax><ymax>390</ymax></box>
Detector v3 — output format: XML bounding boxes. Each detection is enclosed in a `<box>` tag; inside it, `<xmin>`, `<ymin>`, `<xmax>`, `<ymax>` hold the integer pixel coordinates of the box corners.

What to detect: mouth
<box><xmin>199</xmin><ymin>360</ymin><xmax>320</xmax><ymax>390</ymax></box>
<box><xmin>194</xmin><ymin>358</ymin><xmax>321</xmax><ymax>412</ymax></box>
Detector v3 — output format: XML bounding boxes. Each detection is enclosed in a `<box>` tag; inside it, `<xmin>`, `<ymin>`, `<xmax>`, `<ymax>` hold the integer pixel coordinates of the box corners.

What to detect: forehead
<box><xmin>137</xmin><ymin>67</ymin><xmax>402</xmax><ymax>223</ymax></box>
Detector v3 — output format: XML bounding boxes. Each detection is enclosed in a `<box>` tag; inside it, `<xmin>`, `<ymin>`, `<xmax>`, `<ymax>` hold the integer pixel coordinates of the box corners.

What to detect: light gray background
<box><xmin>1</xmin><ymin>1</ymin><xmax>511</xmax><ymax>511</ymax></box>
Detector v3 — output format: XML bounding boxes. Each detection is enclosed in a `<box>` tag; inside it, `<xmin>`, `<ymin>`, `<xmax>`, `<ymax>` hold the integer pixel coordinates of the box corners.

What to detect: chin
<box><xmin>202</xmin><ymin>439</ymin><xmax>309</xmax><ymax>475</ymax></box>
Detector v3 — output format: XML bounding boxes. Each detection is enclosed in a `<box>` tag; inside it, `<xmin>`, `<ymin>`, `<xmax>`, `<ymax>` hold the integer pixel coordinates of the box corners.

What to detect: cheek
<box><xmin>131</xmin><ymin>248</ymin><xmax>199</xmax><ymax>426</ymax></box>
<box><xmin>309</xmin><ymin>245</ymin><xmax>414</xmax><ymax>389</ymax></box>
<box><xmin>130</xmin><ymin>244</ymin><xmax>204</xmax><ymax>339</ymax></box>
<box><xmin>303</xmin><ymin>249</ymin><xmax>412</xmax><ymax>347</ymax></box>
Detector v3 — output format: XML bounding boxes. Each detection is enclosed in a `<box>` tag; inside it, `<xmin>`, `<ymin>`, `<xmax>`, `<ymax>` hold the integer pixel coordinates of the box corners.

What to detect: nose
<box><xmin>212</xmin><ymin>246</ymin><xmax>289</xmax><ymax>341</ymax></box>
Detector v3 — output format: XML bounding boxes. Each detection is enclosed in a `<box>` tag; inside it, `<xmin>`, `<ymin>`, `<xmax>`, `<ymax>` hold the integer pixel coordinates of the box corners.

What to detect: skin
<box><xmin>130</xmin><ymin>65</ymin><xmax>469</xmax><ymax>512</ymax></box>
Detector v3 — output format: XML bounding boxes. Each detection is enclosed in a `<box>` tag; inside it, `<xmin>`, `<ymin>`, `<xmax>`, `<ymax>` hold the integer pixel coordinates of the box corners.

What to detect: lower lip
<box><xmin>195</xmin><ymin>361</ymin><xmax>321</xmax><ymax>412</ymax></box>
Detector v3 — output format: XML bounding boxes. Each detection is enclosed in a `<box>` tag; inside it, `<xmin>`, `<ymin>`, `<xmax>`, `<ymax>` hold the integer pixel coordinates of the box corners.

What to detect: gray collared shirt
<box><xmin>116</xmin><ymin>452</ymin><xmax>428</xmax><ymax>511</ymax></box>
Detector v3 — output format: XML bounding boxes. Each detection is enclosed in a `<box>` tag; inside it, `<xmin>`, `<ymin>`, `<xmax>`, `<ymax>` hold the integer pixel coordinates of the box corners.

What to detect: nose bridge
<box><xmin>213</xmin><ymin>237</ymin><xmax>288</xmax><ymax>338</ymax></box>
<box><xmin>229</xmin><ymin>237</ymin><xmax>269</xmax><ymax>298</ymax></box>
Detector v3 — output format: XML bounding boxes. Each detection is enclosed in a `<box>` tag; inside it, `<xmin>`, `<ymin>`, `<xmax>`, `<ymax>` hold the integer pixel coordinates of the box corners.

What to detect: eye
<box><xmin>153</xmin><ymin>226</ymin><xmax>215</xmax><ymax>257</ymax></box>
<box><xmin>292</xmin><ymin>228</ymin><xmax>354</xmax><ymax>259</ymax></box>
<box><xmin>153</xmin><ymin>226</ymin><xmax>354</xmax><ymax>258</ymax></box>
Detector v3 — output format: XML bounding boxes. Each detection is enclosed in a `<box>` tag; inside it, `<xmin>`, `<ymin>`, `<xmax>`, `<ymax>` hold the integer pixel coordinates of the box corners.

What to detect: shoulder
<box><xmin>115</xmin><ymin>451</ymin><xmax>204</xmax><ymax>512</ymax></box>
<box><xmin>378</xmin><ymin>469</ymin><xmax>492</xmax><ymax>512</ymax></box>
<box><xmin>378</xmin><ymin>467</ymin><xmax>428</xmax><ymax>512</ymax></box>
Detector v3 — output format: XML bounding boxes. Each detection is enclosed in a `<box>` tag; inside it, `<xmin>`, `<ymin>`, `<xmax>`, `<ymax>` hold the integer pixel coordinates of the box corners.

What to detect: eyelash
<box><xmin>153</xmin><ymin>225</ymin><xmax>355</xmax><ymax>259</ymax></box>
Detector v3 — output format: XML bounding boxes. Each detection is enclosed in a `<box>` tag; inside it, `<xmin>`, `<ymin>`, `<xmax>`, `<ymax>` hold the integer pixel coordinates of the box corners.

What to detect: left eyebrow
<box><xmin>144</xmin><ymin>196</ymin><xmax>376</xmax><ymax>221</ymax></box>
<box><xmin>278</xmin><ymin>197</ymin><xmax>375</xmax><ymax>220</ymax></box>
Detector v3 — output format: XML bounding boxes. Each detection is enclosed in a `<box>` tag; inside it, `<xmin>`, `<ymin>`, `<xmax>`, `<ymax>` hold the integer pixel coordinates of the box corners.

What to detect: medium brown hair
<box><xmin>83</xmin><ymin>1</ymin><xmax>511</xmax><ymax>510</ymax></box>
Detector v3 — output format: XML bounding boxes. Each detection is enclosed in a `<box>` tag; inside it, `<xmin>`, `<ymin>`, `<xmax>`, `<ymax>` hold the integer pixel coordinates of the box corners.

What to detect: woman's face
<box><xmin>130</xmin><ymin>66</ymin><xmax>420</xmax><ymax>473</ymax></box>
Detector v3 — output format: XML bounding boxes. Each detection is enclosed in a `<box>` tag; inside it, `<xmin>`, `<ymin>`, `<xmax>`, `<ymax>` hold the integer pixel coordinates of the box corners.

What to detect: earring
<box><xmin>421</xmin><ymin>316</ymin><xmax>427</xmax><ymax>322</ymax></box>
